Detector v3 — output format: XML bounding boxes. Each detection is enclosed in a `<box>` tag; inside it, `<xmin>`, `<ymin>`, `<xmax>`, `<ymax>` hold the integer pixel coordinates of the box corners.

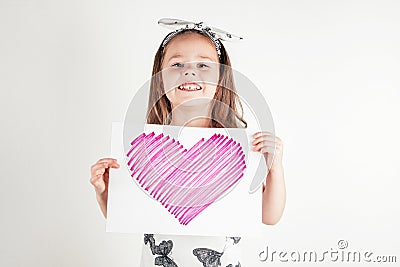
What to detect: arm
<box><xmin>252</xmin><ymin>132</ymin><xmax>286</xmax><ymax>225</ymax></box>
<box><xmin>90</xmin><ymin>158</ymin><xmax>120</xmax><ymax>218</ymax></box>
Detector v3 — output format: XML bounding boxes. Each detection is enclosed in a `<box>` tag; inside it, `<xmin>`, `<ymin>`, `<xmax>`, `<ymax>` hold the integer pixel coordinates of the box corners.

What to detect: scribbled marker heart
<box><xmin>126</xmin><ymin>132</ymin><xmax>246</xmax><ymax>225</ymax></box>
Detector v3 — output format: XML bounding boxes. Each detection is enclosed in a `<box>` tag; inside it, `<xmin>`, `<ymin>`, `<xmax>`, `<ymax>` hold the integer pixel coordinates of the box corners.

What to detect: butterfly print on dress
<box><xmin>192</xmin><ymin>237</ymin><xmax>241</xmax><ymax>267</ymax></box>
<box><xmin>144</xmin><ymin>234</ymin><xmax>178</xmax><ymax>267</ymax></box>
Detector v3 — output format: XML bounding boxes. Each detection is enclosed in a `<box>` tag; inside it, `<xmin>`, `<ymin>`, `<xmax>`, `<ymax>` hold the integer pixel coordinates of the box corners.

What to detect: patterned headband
<box><xmin>158</xmin><ymin>18</ymin><xmax>243</xmax><ymax>59</ymax></box>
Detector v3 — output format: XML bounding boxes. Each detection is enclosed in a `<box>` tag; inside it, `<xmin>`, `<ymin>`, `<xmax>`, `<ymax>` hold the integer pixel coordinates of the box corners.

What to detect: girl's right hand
<box><xmin>90</xmin><ymin>158</ymin><xmax>120</xmax><ymax>218</ymax></box>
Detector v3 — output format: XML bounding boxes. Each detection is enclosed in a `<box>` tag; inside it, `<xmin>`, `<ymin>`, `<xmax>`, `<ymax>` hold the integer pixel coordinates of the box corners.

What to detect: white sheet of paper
<box><xmin>107</xmin><ymin>122</ymin><xmax>268</xmax><ymax>236</ymax></box>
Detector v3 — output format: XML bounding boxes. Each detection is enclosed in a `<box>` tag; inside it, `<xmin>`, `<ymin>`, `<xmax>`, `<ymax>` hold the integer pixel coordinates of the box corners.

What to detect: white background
<box><xmin>1</xmin><ymin>0</ymin><xmax>399</xmax><ymax>266</ymax></box>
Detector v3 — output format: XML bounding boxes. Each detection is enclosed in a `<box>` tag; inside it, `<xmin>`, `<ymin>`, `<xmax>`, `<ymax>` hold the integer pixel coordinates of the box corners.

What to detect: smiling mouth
<box><xmin>178</xmin><ymin>82</ymin><xmax>202</xmax><ymax>91</ymax></box>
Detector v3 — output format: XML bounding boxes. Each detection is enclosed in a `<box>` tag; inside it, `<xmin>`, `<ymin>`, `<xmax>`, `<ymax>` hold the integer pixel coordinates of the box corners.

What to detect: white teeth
<box><xmin>178</xmin><ymin>84</ymin><xmax>201</xmax><ymax>91</ymax></box>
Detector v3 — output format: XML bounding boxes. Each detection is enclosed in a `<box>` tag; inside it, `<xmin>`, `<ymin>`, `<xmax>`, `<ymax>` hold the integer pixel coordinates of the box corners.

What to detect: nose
<box><xmin>184</xmin><ymin>70</ymin><xmax>196</xmax><ymax>76</ymax></box>
<box><xmin>184</xmin><ymin>63</ymin><xmax>196</xmax><ymax>76</ymax></box>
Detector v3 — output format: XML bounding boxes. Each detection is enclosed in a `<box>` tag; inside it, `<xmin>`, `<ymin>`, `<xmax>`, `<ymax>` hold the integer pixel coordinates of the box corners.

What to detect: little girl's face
<box><xmin>161</xmin><ymin>33</ymin><xmax>220</xmax><ymax>108</ymax></box>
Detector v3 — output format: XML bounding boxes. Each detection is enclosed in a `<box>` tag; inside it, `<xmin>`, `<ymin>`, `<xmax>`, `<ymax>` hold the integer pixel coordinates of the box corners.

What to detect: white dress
<box><xmin>140</xmin><ymin>234</ymin><xmax>242</xmax><ymax>267</ymax></box>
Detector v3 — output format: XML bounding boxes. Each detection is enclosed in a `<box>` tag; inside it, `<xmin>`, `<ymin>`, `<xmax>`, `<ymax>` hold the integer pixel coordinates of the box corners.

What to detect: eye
<box><xmin>197</xmin><ymin>63</ymin><xmax>210</xmax><ymax>68</ymax></box>
<box><xmin>171</xmin><ymin>62</ymin><xmax>184</xmax><ymax>67</ymax></box>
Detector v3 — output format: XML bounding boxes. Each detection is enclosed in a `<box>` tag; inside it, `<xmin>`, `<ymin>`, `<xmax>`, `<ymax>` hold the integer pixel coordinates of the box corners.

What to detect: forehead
<box><xmin>163</xmin><ymin>32</ymin><xmax>219</xmax><ymax>62</ymax></box>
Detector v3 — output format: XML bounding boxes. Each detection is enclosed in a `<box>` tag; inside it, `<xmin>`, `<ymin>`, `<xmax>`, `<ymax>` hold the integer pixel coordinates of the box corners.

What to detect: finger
<box><xmin>252</xmin><ymin>134</ymin><xmax>276</xmax><ymax>144</ymax></box>
<box><xmin>102</xmin><ymin>162</ymin><xmax>120</xmax><ymax>169</ymax></box>
<box><xmin>109</xmin><ymin>162</ymin><xmax>120</xmax><ymax>168</ymax></box>
<box><xmin>252</xmin><ymin>136</ymin><xmax>275</xmax><ymax>145</ymax></box>
<box><xmin>91</xmin><ymin>163</ymin><xmax>107</xmax><ymax>176</ymax></box>
<box><xmin>91</xmin><ymin>162</ymin><xmax>107</xmax><ymax>172</ymax></box>
<box><xmin>96</xmin><ymin>158</ymin><xmax>118</xmax><ymax>165</ymax></box>
<box><xmin>253</xmin><ymin>146</ymin><xmax>275</xmax><ymax>154</ymax></box>
<box><xmin>90</xmin><ymin>170</ymin><xmax>106</xmax><ymax>184</ymax></box>
<box><xmin>252</xmin><ymin>140</ymin><xmax>276</xmax><ymax>149</ymax></box>
<box><xmin>252</xmin><ymin>133</ymin><xmax>281</xmax><ymax>146</ymax></box>
<box><xmin>95</xmin><ymin>168</ymin><xmax>106</xmax><ymax>176</ymax></box>
<box><xmin>252</xmin><ymin>131</ymin><xmax>273</xmax><ymax>138</ymax></box>
<box><xmin>93</xmin><ymin>160</ymin><xmax>120</xmax><ymax>170</ymax></box>
<box><xmin>90</xmin><ymin>173</ymin><xmax>105</xmax><ymax>188</ymax></box>
<box><xmin>252</xmin><ymin>141</ymin><xmax>275</xmax><ymax>150</ymax></box>
<box><xmin>252</xmin><ymin>142</ymin><xmax>276</xmax><ymax>153</ymax></box>
<box><xmin>253</xmin><ymin>147</ymin><xmax>275</xmax><ymax>154</ymax></box>
<box><xmin>90</xmin><ymin>166</ymin><xmax>108</xmax><ymax>184</ymax></box>
<box><xmin>100</xmin><ymin>159</ymin><xmax>120</xmax><ymax>169</ymax></box>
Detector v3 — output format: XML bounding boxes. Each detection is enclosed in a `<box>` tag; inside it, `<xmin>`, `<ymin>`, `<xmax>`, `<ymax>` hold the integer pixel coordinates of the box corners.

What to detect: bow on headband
<box><xmin>158</xmin><ymin>18</ymin><xmax>243</xmax><ymax>58</ymax></box>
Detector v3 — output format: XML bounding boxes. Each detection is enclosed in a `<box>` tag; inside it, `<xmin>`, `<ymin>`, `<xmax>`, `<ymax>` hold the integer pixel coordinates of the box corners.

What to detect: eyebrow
<box><xmin>198</xmin><ymin>55</ymin><xmax>215</xmax><ymax>61</ymax></box>
<box><xmin>165</xmin><ymin>54</ymin><xmax>216</xmax><ymax>62</ymax></box>
<box><xmin>165</xmin><ymin>54</ymin><xmax>183</xmax><ymax>62</ymax></box>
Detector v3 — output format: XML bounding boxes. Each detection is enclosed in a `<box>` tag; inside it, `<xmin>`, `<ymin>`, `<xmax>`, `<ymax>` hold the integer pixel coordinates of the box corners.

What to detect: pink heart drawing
<box><xmin>126</xmin><ymin>132</ymin><xmax>247</xmax><ymax>225</ymax></box>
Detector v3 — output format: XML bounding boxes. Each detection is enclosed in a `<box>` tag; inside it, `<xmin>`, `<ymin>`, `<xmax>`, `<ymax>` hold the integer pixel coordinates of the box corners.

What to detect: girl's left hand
<box><xmin>252</xmin><ymin>131</ymin><xmax>283</xmax><ymax>172</ymax></box>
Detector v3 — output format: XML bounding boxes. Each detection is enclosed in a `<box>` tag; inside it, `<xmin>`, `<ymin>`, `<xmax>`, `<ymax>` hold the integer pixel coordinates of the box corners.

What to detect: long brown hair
<box><xmin>146</xmin><ymin>29</ymin><xmax>247</xmax><ymax>128</ymax></box>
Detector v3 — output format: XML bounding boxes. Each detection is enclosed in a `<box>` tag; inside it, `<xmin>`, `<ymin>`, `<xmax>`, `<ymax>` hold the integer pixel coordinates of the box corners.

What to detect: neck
<box><xmin>169</xmin><ymin>102</ymin><xmax>213</xmax><ymax>127</ymax></box>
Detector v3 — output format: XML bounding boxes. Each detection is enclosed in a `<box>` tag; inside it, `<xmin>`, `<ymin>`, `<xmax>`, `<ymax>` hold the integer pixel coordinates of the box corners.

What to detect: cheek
<box><xmin>165</xmin><ymin>90</ymin><xmax>174</xmax><ymax>104</ymax></box>
<box><xmin>201</xmin><ymin>71</ymin><xmax>219</xmax><ymax>98</ymax></box>
<box><xmin>203</xmin><ymin>85</ymin><xmax>218</xmax><ymax>99</ymax></box>
<box><xmin>161</xmin><ymin>71</ymin><xmax>177</xmax><ymax>105</ymax></box>
<box><xmin>200</xmin><ymin>69</ymin><xmax>219</xmax><ymax>86</ymax></box>
<box><xmin>162</xmin><ymin>70</ymin><xmax>180</xmax><ymax>92</ymax></box>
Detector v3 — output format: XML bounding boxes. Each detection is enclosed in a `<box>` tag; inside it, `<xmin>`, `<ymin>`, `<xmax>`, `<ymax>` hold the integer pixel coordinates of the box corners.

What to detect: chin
<box><xmin>175</xmin><ymin>97</ymin><xmax>213</xmax><ymax>108</ymax></box>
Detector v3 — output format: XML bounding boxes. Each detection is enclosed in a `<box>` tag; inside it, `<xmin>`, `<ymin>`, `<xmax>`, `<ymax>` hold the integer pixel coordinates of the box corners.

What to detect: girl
<box><xmin>90</xmin><ymin>19</ymin><xmax>285</xmax><ymax>266</ymax></box>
